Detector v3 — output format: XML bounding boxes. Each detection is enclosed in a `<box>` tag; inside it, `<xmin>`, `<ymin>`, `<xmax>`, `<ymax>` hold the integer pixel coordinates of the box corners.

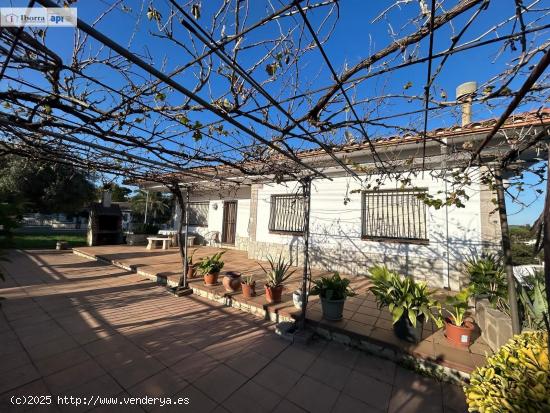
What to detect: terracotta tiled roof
<box><xmin>136</xmin><ymin>108</ymin><xmax>550</xmax><ymax>183</ymax></box>
<box><xmin>293</xmin><ymin>108</ymin><xmax>550</xmax><ymax>159</ymax></box>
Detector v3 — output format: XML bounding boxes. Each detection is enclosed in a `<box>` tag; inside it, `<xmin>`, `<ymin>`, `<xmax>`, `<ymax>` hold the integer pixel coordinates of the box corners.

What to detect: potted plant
<box><xmin>186</xmin><ymin>250</ymin><xmax>197</xmax><ymax>279</ymax></box>
<box><xmin>465</xmin><ymin>252</ymin><xmax>508</xmax><ymax>313</ymax></box>
<box><xmin>222</xmin><ymin>271</ymin><xmax>242</xmax><ymax>292</ymax></box>
<box><xmin>443</xmin><ymin>286</ymin><xmax>475</xmax><ymax>347</ymax></box>
<box><xmin>310</xmin><ymin>272</ymin><xmax>354</xmax><ymax>320</ymax></box>
<box><xmin>368</xmin><ymin>265</ymin><xmax>442</xmax><ymax>343</ymax></box>
<box><xmin>259</xmin><ymin>255</ymin><xmax>295</xmax><ymax>304</ymax></box>
<box><xmin>241</xmin><ymin>275</ymin><xmax>256</xmax><ymax>298</ymax></box>
<box><xmin>197</xmin><ymin>251</ymin><xmax>225</xmax><ymax>286</ymax></box>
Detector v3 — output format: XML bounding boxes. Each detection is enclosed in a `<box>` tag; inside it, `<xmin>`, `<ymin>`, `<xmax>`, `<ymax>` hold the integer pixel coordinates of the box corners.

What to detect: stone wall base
<box><xmin>247</xmin><ymin>239</ymin><xmax>453</xmax><ymax>289</ymax></box>
<box><xmin>311</xmin><ymin>324</ymin><xmax>469</xmax><ymax>384</ymax></box>
<box><xmin>475</xmin><ymin>298</ymin><xmax>513</xmax><ymax>352</ymax></box>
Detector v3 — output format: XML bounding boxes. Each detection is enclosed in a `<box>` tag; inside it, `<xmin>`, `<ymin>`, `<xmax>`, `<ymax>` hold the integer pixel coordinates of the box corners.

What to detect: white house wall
<box><xmin>174</xmin><ymin>187</ymin><xmax>251</xmax><ymax>251</ymax></box>
<box><xmin>251</xmin><ymin>168</ymin><xmax>492</xmax><ymax>290</ymax></box>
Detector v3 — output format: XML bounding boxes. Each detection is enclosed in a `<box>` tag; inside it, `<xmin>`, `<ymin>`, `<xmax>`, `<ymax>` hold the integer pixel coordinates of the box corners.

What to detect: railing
<box><xmin>269</xmin><ymin>194</ymin><xmax>305</xmax><ymax>234</ymax></box>
<box><xmin>361</xmin><ymin>189</ymin><xmax>428</xmax><ymax>241</ymax></box>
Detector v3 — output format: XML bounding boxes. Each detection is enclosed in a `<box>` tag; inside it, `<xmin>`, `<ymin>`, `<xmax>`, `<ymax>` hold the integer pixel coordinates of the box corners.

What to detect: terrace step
<box><xmin>72</xmin><ymin>246</ymin><xmax>489</xmax><ymax>382</ymax></box>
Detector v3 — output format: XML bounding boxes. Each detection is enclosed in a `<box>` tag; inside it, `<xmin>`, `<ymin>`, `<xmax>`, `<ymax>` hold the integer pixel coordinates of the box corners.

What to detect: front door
<box><xmin>221</xmin><ymin>201</ymin><xmax>237</xmax><ymax>245</ymax></box>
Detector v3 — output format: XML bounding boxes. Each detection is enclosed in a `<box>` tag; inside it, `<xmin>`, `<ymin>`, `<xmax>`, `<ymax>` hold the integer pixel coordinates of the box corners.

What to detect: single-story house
<box><xmin>137</xmin><ymin>108</ymin><xmax>549</xmax><ymax>291</ymax></box>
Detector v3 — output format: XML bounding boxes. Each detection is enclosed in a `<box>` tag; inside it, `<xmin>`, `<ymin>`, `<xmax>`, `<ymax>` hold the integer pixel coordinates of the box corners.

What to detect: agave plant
<box><xmin>197</xmin><ymin>251</ymin><xmax>225</xmax><ymax>275</ymax></box>
<box><xmin>186</xmin><ymin>249</ymin><xmax>196</xmax><ymax>265</ymax></box>
<box><xmin>259</xmin><ymin>254</ymin><xmax>295</xmax><ymax>287</ymax></box>
<box><xmin>368</xmin><ymin>265</ymin><xmax>442</xmax><ymax>328</ymax></box>
<box><xmin>518</xmin><ymin>271</ymin><xmax>548</xmax><ymax>330</ymax></box>
<box><xmin>241</xmin><ymin>274</ymin><xmax>255</xmax><ymax>286</ymax></box>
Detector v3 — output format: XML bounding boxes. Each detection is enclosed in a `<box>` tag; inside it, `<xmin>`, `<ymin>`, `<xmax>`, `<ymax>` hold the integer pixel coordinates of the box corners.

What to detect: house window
<box><xmin>361</xmin><ymin>189</ymin><xmax>428</xmax><ymax>242</ymax></box>
<box><xmin>269</xmin><ymin>194</ymin><xmax>305</xmax><ymax>234</ymax></box>
<box><xmin>187</xmin><ymin>202</ymin><xmax>209</xmax><ymax>227</ymax></box>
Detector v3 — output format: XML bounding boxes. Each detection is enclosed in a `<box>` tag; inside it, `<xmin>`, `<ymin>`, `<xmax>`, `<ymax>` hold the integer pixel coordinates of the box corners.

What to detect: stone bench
<box><xmin>146</xmin><ymin>237</ymin><xmax>171</xmax><ymax>250</ymax></box>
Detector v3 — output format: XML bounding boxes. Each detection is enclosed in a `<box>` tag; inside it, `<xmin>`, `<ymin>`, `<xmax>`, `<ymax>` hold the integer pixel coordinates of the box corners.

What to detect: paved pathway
<box><xmin>0</xmin><ymin>250</ymin><xmax>467</xmax><ymax>412</ymax></box>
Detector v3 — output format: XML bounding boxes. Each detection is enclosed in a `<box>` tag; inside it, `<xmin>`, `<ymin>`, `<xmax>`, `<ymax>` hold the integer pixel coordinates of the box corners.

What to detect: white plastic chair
<box><xmin>204</xmin><ymin>231</ymin><xmax>220</xmax><ymax>247</ymax></box>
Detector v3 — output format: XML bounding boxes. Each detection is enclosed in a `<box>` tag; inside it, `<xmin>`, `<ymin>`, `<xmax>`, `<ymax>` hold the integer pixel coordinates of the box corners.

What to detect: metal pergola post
<box><xmin>298</xmin><ymin>176</ymin><xmax>312</xmax><ymax>330</ymax></box>
<box><xmin>544</xmin><ymin>145</ymin><xmax>550</xmax><ymax>351</ymax></box>
<box><xmin>494</xmin><ymin>168</ymin><xmax>521</xmax><ymax>334</ymax></box>
<box><xmin>182</xmin><ymin>189</ymin><xmax>190</xmax><ymax>289</ymax></box>
<box><xmin>144</xmin><ymin>190</ymin><xmax>149</xmax><ymax>224</ymax></box>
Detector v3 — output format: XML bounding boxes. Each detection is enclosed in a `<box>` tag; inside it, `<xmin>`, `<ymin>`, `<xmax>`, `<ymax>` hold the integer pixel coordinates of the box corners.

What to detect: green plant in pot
<box><xmin>186</xmin><ymin>250</ymin><xmax>197</xmax><ymax>279</ymax></box>
<box><xmin>241</xmin><ymin>275</ymin><xmax>256</xmax><ymax>298</ymax></box>
<box><xmin>443</xmin><ymin>286</ymin><xmax>475</xmax><ymax>348</ymax></box>
<box><xmin>259</xmin><ymin>255</ymin><xmax>295</xmax><ymax>304</ymax></box>
<box><xmin>310</xmin><ymin>272</ymin><xmax>354</xmax><ymax>321</ymax></box>
<box><xmin>368</xmin><ymin>265</ymin><xmax>442</xmax><ymax>343</ymax></box>
<box><xmin>197</xmin><ymin>251</ymin><xmax>225</xmax><ymax>286</ymax></box>
<box><xmin>465</xmin><ymin>252</ymin><xmax>509</xmax><ymax>314</ymax></box>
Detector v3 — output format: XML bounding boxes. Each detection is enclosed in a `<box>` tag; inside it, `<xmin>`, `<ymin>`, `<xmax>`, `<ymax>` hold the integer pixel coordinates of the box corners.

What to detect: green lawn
<box><xmin>0</xmin><ymin>232</ymin><xmax>87</xmax><ymax>249</ymax></box>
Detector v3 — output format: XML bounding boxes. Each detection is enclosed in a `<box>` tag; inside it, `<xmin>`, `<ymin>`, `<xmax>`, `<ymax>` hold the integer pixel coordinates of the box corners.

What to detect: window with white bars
<box><xmin>361</xmin><ymin>189</ymin><xmax>428</xmax><ymax>241</ymax></box>
<box><xmin>187</xmin><ymin>202</ymin><xmax>209</xmax><ymax>227</ymax></box>
<box><xmin>269</xmin><ymin>194</ymin><xmax>305</xmax><ymax>233</ymax></box>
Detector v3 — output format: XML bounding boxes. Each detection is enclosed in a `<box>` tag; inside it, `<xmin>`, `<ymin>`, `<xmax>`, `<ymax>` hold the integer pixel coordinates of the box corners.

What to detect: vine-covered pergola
<box><xmin>1</xmin><ymin>0</ymin><xmax>549</xmax><ymax>336</ymax></box>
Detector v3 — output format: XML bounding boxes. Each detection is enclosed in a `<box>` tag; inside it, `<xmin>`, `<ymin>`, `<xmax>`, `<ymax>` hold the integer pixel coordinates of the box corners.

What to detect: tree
<box><xmin>0</xmin><ymin>156</ymin><xmax>96</xmax><ymax>215</ymax></box>
<box><xmin>111</xmin><ymin>184</ymin><xmax>132</xmax><ymax>202</ymax></box>
<box><xmin>130</xmin><ymin>190</ymin><xmax>173</xmax><ymax>225</ymax></box>
<box><xmin>96</xmin><ymin>183</ymin><xmax>132</xmax><ymax>202</ymax></box>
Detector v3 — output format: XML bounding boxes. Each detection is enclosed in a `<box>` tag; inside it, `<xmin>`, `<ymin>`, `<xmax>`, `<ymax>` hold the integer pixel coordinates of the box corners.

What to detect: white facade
<box><xmin>176</xmin><ymin>187</ymin><xmax>251</xmax><ymax>249</ymax></box>
<box><xmin>174</xmin><ymin>167</ymin><xmax>498</xmax><ymax>291</ymax></box>
<box><xmin>251</xmin><ymin>169</ymin><xmax>493</xmax><ymax>290</ymax></box>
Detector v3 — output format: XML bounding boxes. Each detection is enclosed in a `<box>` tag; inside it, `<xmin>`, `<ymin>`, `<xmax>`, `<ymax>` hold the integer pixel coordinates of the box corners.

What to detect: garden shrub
<box><xmin>464</xmin><ymin>330</ymin><xmax>549</xmax><ymax>413</ymax></box>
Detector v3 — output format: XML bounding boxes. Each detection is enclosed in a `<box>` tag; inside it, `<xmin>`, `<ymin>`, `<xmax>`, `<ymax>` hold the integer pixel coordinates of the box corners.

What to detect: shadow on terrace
<box><xmin>0</xmin><ymin>249</ymin><xmax>470</xmax><ymax>413</ymax></box>
<box><xmin>73</xmin><ymin>244</ymin><xmax>490</xmax><ymax>375</ymax></box>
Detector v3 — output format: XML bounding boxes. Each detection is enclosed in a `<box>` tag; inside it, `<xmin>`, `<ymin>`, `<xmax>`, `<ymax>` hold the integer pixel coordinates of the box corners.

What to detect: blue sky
<box><xmin>3</xmin><ymin>0</ymin><xmax>547</xmax><ymax>224</ymax></box>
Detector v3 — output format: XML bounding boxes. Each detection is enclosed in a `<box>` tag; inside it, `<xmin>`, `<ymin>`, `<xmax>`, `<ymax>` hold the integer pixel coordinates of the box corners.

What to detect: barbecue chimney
<box><xmin>456</xmin><ymin>81</ymin><xmax>477</xmax><ymax>126</ymax></box>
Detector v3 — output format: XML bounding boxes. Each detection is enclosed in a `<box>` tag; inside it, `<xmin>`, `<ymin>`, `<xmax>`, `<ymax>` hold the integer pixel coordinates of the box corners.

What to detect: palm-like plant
<box><xmin>368</xmin><ymin>265</ymin><xmax>442</xmax><ymax>328</ymax></box>
<box><xmin>465</xmin><ymin>252</ymin><xmax>509</xmax><ymax>314</ymax></box>
<box><xmin>259</xmin><ymin>255</ymin><xmax>295</xmax><ymax>287</ymax></box>
<box><xmin>130</xmin><ymin>190</ymin><xmax>172</xmax><ymax>222</ymax></box>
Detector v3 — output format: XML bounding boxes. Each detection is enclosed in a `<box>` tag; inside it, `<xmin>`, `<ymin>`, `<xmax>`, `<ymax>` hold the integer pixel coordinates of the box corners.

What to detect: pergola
<box><xmin>1</xmin><ymin>0</ymin><xmax>549</xmax><ymax>337</ymax></box>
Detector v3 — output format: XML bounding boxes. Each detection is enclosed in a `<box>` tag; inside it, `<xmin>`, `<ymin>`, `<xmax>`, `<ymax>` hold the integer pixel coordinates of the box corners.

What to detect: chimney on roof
<box><xmin>102</xmin><ymin>184</ymin><xmax>112</xmax><ymax>208</ymax></box>
<box><xmin>456</xmin><ymin>81</ymin><xmax>477</xmax><ymax>126</ymax></box>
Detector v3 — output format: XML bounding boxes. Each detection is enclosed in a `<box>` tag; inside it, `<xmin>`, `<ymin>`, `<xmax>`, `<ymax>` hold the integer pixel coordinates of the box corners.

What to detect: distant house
<box><xmin>137</xmin><ymin>109</ymin><xmax>549</xmax><ymax>291</ymax></box>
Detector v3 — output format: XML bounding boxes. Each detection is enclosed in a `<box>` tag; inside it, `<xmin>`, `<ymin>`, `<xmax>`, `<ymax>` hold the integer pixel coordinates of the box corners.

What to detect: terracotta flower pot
<box><xmin>265</xmin><ymin>285</ymin><xmax>284</xmax><ymax>304</ymax></box>
<box><xmin>222</xmin><ymin>271</ymin><xmax>242</xmax><ymax>292</ymax></box>
<box><xmin>204</xmin><ymin>271</ymin><xmax>220</xmax><ymax>286</ymax></box>
<box><xmin>444</xmin><ymin>318</ymin><xmax>475</xmax><ymax>348</ymax></box>
<box><xmin>187</xmin><ymin>265</ymin><xmax>197</xmax><ymax>279</ymax></box>
<box><xmin>241</xmin><ymin>282</ymin><xmax>256</xmax><ymax>298</ymax></box>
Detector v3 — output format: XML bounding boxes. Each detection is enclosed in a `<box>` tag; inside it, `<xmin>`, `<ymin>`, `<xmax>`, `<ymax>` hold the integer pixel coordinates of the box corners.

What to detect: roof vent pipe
<box><xmin>456</xmin><ymin>81</ymin><xmax>477</xmax><ymax>126</ymax></box>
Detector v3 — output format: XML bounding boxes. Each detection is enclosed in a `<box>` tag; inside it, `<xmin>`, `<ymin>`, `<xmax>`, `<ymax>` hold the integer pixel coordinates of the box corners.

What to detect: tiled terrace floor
<box><xmin>0</xmin><ymin>250</ymin><xmax>468</xmax><ymax>412</ymax></box>
<box><xmin>72</xmin><ymin>246</ymin><xmax>490</xmax><ymax>374</ymax></box>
